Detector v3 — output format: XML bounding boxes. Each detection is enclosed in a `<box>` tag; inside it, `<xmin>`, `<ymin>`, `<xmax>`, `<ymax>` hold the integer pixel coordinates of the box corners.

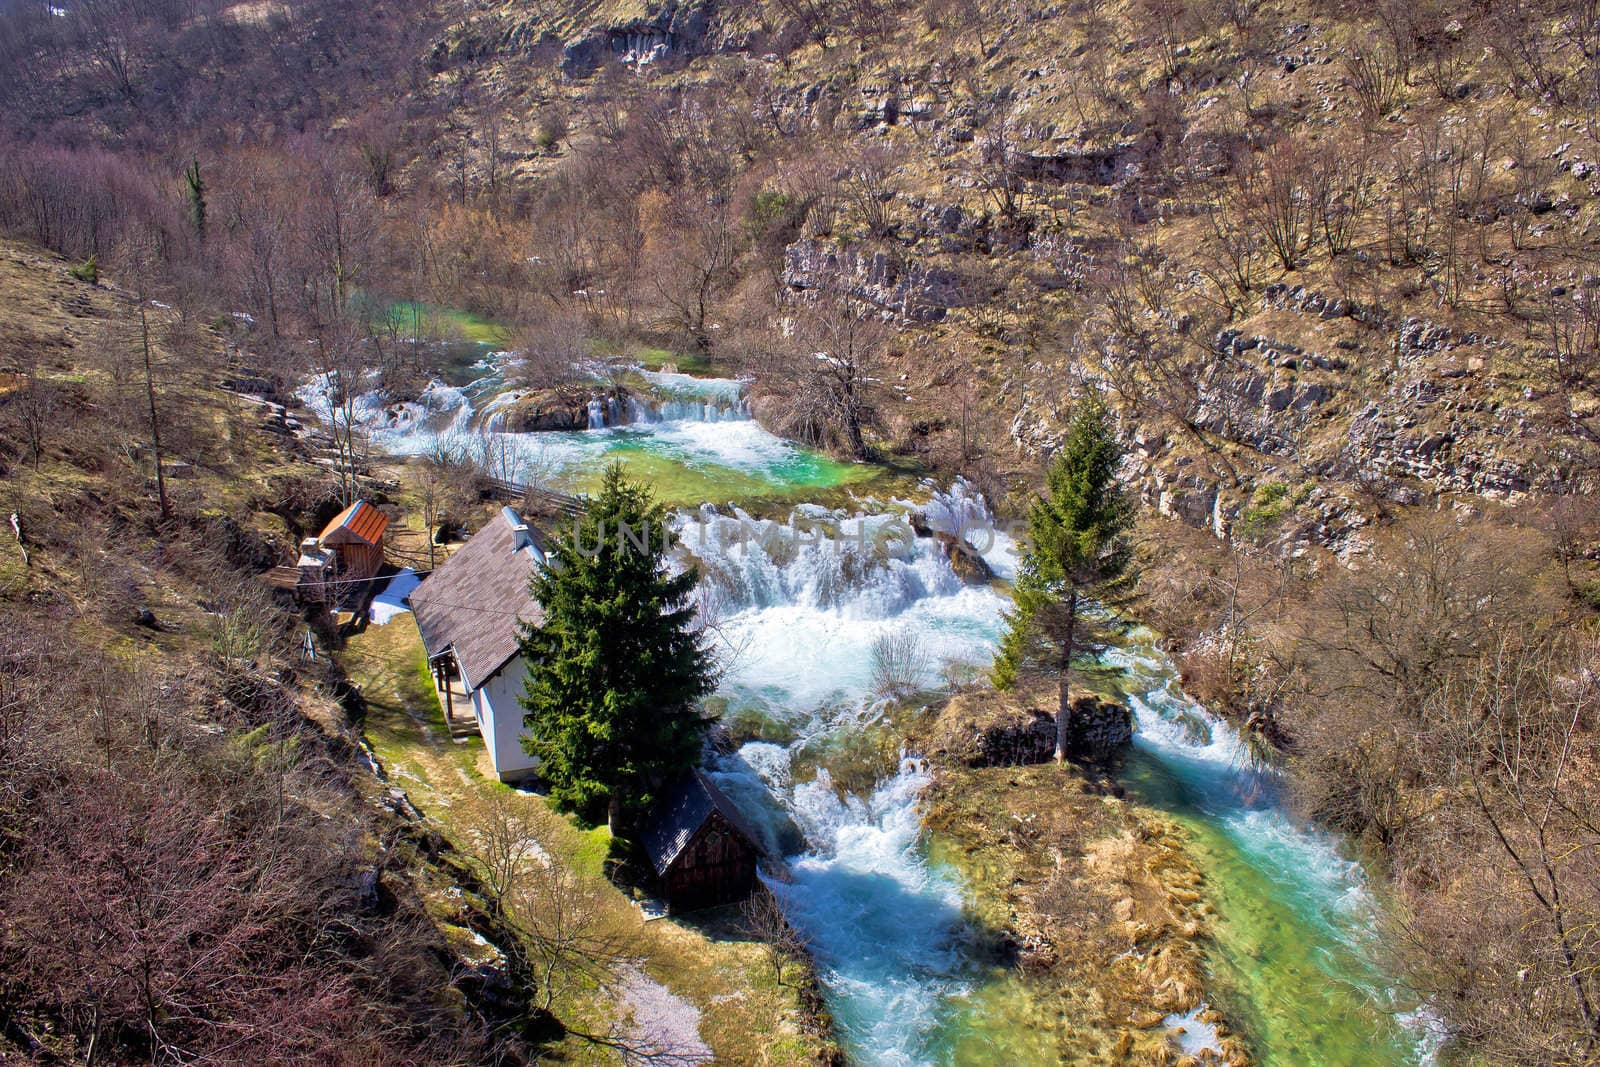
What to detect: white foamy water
<box><xmin>301</xmin><ymin>353</ymin><xmax>1428</xmax><ymax>1064</ymax></box>
<box><xmin>680</xmin><ymin>494</ymin><xmax>1019</xmax><ymax>1064</ymax></box>
<box><xmin>691</xmin><ymin>489</ymin><xmax>1428</xmax><ymax>1064</ymax></box>
<box><xmin>714</xmin><ymin>745</ymin><xmax>969</xmax><ymax>1066</ymax></box>
<box><xmin>296</xmin><ymin>371</ymin><xmax>485</xmax><ymax>456</ymax></box>
<box><xmin>294</xmin><ymin>364</ymin><xmax>817</xmax><ymax>488</ymax></box>
<box><xmin>1109</xmin><ymin>640</ymin><xmax>1383</xmax><ymax>945</ymax></box>
<box><xmin>676</xmin><ymin>501</ymin><xmax>1013</xmax><ymax>716</ymax></box>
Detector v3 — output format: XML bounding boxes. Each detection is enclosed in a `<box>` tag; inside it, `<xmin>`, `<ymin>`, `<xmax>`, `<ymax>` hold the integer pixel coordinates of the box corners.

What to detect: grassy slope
<box><xmin>341</xmin><ymin>617</ymin><xmax>835</xmax><ymax>1064</ymax></box>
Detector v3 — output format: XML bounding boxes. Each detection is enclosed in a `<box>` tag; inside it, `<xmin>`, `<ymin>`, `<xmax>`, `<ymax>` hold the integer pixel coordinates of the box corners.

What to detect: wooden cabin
<box><xmin>642</xmin><ymin>771</ymin><xmax>763</xmax><ymax>914</ymax></box>
<box><xmin>318</xmin><ymin>500</ymin><xmax>389</xmax><ymax>581</ymax></box>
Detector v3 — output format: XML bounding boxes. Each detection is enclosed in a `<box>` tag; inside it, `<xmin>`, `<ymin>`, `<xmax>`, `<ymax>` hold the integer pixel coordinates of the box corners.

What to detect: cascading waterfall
<box><xmin>295</xmin><ymin>347</ymin><xmax>1432</xmax><ymax>1065</ymax></box>
<box><xmin>295</xmin><ymin>372</ymin><xmax>481</xmax><ymax>454</ymax></box>
<box><xmin>1108</xmin><ymin>639</ymin><xmax>1439</xmax><ymax>1065</ymax></box>
<box><xmin>677</xmin><ymin>483</ymin><xmax>1430</xmax><ymax>1066</ymax></box>
<box><xmin>675</xmin><ymin>498</ymin><xmax>1011</xmax><ymax>717</ymax></box>
<box><xmin>675</xmin><ymin>491</ymin><xmax>1017</xmax><ymax>1063</ymax></box>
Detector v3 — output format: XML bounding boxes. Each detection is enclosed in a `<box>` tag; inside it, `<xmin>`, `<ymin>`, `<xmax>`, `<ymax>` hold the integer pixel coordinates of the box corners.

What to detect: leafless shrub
<box><xmin>1249</xmin><ymin>140</ymin><xmax>1312</xmax><ymax>271</ymax></box>
<box><xmin>502</xmin><ymin>853</ymin><xmax>639</xmax><ymax>1016</ymax></box>
<box><xmin>1344</xmin><ymin>41</ymin><xmax>1407</xmax><ymax>121</ymax></box>
<box><xmin>1306</xmin><ymin>140</ymin><xmax>1373</xmax><ymax>257</ymax></box>
<box><xmin>870</xmin><ymin>629</ymin><xmax>930</xmax><ymax>699</ymax></box>
<box><xmin>757</xmin><ymin>287</ymin><xmax>886</xmax><ymax>461</ymax></box>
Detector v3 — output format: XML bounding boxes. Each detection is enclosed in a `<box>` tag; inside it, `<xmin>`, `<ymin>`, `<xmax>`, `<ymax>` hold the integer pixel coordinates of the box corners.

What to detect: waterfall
<box><xmin>294</xmin><ymin>334</ymin><xmax>1434</xmax><ymax>1064</ymax></box>
<box><xmin>637</xmin><ymin>370</ymin><xmax>753</xmax><ymax>425</ymax></box>
<box><xmin>289</xmin><ymin>337</ymin><xmax>1431</xmax><ymax>1065</ymax></box>
<box><xmin>675</xmin><ymin>496</ymin><xmax>1015</xmax><ymax>1063</ymax></box>
<box><xmin>295</xmin><ymin>373</ymin><xmax>476</xmax><ymax>454</ymax></box>
<box><xmin>625</xmin><ymin>395</ymin><xmax>659</xmax><ymax>424</ymax></box>
<box><xmin>715</xmin><ymin>748</ymin><xmax>967</xmax><ymax>1066</ymax></box>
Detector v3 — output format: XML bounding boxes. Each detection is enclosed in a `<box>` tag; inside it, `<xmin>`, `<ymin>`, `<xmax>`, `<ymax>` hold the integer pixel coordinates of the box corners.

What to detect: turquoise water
<box><xmin>297</xmin><ymin>364</ymin><xmax>882</xmax><ymax>506</ymax></box>
<box><xmin>1112</xmin><ymin>637</ymin><xmax>1429</xmax><ymax>1065</ymax></box>
<box><xmin>321</xmin><ymin>350</ymin><xmax>1434</xmax><ymax>1065</ymax></box>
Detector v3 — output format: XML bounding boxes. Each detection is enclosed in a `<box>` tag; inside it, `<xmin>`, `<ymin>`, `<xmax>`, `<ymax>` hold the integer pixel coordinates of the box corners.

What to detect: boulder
<box><xmin>937</xmin><ymin>531</ymin><xmax>993</xmax><ymax>584</ymax></box>
<box><xmin>908</xmin><ymin>511</ymin><xmax>994</xmax><ymax>584</ymax></box>
<box><xmin>930</xmin><ymin>692</ymin><xmax>1133</xmax><ymax>767</ymax></box>
<box><xmin>1061</xmin><ymin>693</ymin><xmax>1135</xmax><ymax>759</ymax></box>
<box><xmin>497</xmin><ymin>390</ymin><xmax>587</xmax><ymax>432</ymax></box>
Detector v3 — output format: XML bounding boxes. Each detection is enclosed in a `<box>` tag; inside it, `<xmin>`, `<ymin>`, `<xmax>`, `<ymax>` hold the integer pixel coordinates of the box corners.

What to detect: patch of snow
<box><xmin>369</xmin><ymin>569</ymin><xmax>421</xmax><ymax>625</ymax></box>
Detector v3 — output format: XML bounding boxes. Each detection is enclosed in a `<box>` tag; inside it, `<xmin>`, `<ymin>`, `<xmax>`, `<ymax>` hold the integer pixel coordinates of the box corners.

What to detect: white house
<box><xmin>409</xmin><ymin>507</ymin><xmax>548</xmax><ymax>781</ymax></box>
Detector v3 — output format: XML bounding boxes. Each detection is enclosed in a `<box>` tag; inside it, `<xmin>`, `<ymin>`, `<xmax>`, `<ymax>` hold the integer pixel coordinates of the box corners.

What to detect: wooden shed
<box><xmin>318</xmin><ymin>500</ymin><xmax>388</xmax><ymax>581</ymax></box>
<box><xmin>642</xmin><ymin>771</ymin><xmax>764</xmax><ymax>914</ymax></box>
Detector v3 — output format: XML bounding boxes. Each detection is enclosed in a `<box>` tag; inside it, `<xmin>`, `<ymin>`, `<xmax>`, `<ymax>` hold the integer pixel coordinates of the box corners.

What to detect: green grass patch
<box><xmin>633</xmin><ymin>344</ymin><xmax>712</xmax><ymax>375</ymax></box>
<box><xmin>1240</xmin><ymin>479</ymin><xmax>1313</xmax><ymax>534</ymax></box>
<box><xmin>365</xmin><ymin>296</ymin><xmax>512</xmax><ymax>347</ymax></box>
<box><xmin>337</xmin><ymin>620</ymin><xmax>836</xmax><ymax>1063</ymax></box>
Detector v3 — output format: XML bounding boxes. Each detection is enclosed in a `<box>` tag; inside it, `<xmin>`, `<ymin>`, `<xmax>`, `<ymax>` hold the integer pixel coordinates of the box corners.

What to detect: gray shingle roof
<box><xmin>642</xmin><ymin>770</ymin><xmax>764</xmax><ymax>876</ymax></box>
<box><xmin>410</xmin><ymin>508</ymin><xmax>549</xmax><ymax>689</ymax></box>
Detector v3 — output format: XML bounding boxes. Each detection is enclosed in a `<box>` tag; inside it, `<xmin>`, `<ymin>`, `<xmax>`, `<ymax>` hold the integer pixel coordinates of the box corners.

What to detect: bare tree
<box><xmin>840</xmin><ymin>143</ymin><xmax>901</xmax><ymax>239</ymax></box>
<box><xmin>504</xmin><ymin>855</ymin><xmax>638</xmax><ymax>1017</ymax></box>
<box><xmin>870</xmin><ymin>629</ymin><xmax>931</xmax><ymax>699</ymax></box>
<box><xmin>5</xmin><ymin>370</ymin><xmax>57</xmax><ymax>470</ymax></box>
<box><xmin>740</xmin><ymin>887</ymin><xmax>809</xmax><ymax>988</ymax></box>
<box><xmin>760</xmin><ymin>288</ymin><xmax>887</xmax><ymax>460</ymax></box>
<box><xmin>1241</xmin><ymin>140</ymin><xmax>1312</xmax><ymax>272</ymax></box>
<box><xmin>1415</xmin><ymin>632</ymin><xmax>1600</xmax><ymax>1061</ymax></box>
<box><xmin>968</xmin><ymin>90</ymin><xmax>1029</xmax><ymax>224</ymax></box>
<box><xmin>1344</xmin><ymin>39</ymin><xmax>1408</xmax><ymax>121</ymax></box>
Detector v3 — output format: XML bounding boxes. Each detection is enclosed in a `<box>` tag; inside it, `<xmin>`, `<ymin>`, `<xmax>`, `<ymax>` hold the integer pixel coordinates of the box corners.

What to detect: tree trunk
<box><xmin>139</xmin><ymin>302</ymin><xmax>169</xmax><ymax>519</ymax></box>
<box><xmin>1054</xmin><ymin>587</ymin><xmax>1079</xmax><ymax>762</ymax></box>
<box><xmin>607</xmin><ymin>793</ymin><xmax>623</xmax><ymax>837</ymax></box>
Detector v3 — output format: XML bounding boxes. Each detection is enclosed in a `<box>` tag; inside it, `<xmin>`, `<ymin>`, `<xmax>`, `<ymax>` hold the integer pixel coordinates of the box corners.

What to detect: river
<box><xmin>305</xmin><ymin>356</ymin><xmax>1440</xmax><ymax>1065</ymax></box>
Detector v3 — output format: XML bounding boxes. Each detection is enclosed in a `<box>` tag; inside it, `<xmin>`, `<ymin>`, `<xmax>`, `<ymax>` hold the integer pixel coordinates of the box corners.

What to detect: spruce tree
<box><xmin>993</xmin><ymin>398</ymin><xmax>1134</xmax><ymax>760</ymax></box>
<box><xmin>518</xmin><ymin>464</ymin><xmax>716</xmax><ymax>829</ymax></box>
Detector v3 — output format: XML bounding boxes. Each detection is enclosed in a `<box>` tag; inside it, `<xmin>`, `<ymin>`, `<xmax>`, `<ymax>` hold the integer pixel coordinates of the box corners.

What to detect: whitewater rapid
<box><xmin>677</xmin><ymin>486</ymin><xmax>1017</xmax><ymax>1062</ymax></box>
<box><xmin>678</xmin><ymin>485</ymin><xmax>1430</xmax><ymax>1065</ymax></box>
<box><xmin>298</xmin><ymin>353</ymin><xmax>1430</xmax><ymax>1064</ymax></box>
<box><xmin>296</xmin><ymin>365</ymin><xmax>836</xmax><ymax>494</ymax></box>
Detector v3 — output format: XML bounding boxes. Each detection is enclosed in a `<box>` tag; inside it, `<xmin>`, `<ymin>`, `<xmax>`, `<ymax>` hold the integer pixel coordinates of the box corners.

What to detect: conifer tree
<box><xmin>518</xmin><ymin>464</ymin><xmax>715</xmax><ymax>829</ymax></box>
<box><xmin>993</xmin><ymin>398</ymin><xmax>1134</xmax><ymax>760</ymax></box>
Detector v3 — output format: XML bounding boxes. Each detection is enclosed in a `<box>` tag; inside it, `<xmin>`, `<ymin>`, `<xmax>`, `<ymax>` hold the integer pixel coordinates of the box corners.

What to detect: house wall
<box><xmin>663</xmin><ymin>812</ymin><xmax>759</xmax><ymax>913</ymax></box>
<box><xmin>333</xmin><ymin>541</ymin><xmax>383</xmax><ymax>580</ymax></box>
<box><xmin>470</xmin><ymin>657</ymin><xmax>539</xmax><ymax>781</ymax></box>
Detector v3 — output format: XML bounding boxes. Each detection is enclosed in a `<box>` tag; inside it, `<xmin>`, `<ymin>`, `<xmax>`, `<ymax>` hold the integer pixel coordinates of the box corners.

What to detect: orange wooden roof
<box><xmin>319</xmin><ymin>500</ymin><xmax>389</xmax><ymax>546</ymax></box>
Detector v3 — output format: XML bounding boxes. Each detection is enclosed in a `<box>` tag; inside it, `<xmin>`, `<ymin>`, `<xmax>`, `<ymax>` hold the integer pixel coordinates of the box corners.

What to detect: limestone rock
<box><xmin>930</xmin><ymin>692</ymin><xmax>1133</xmax><ymax>767</ymax></box>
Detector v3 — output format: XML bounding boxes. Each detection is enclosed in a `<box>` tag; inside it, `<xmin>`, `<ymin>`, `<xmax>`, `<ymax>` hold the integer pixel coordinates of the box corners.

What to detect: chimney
<box><xmin>502</xmin><ymin>506</ymin><xmax>532</xmax><ymax>551</ymax></box>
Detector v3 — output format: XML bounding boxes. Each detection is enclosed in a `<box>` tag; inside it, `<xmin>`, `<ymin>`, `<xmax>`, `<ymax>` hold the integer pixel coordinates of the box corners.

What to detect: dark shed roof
<box><xmin>643</xmin><ymin>770</ymin><xmax>764</xmax><ymax>877</ymax></box>
<box><xmin>410</xmin><ymin>508</ymin><xmax>549</xmax><ymax>689</ymax></box>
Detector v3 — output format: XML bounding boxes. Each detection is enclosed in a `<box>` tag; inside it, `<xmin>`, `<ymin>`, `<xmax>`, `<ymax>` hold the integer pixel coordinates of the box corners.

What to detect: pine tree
<box><xmin>518</xmin><ymin>464</ymin><xmax>716</xmax><ymax>829</ymax></box>
<box><xmin>993</xmin><ymin>397</ymin><xmax>1134</xmax><ymax>760</ymax></box>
